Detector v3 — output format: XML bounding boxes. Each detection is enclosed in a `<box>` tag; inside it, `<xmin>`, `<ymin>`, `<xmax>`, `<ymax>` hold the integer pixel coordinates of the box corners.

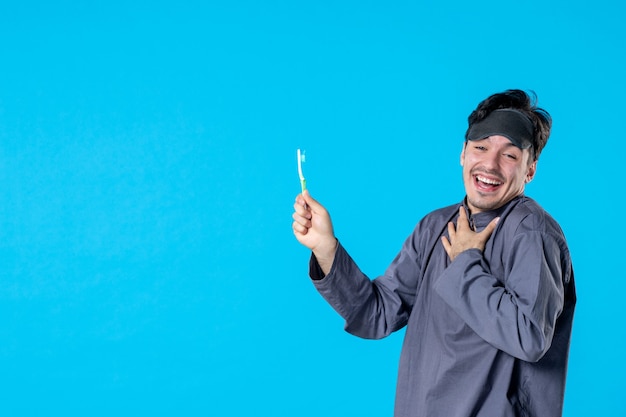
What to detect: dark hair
<box><xmin>465</xmin><ymin>89</ymin><xmax>552</xmax><ymax>161</ymax></box>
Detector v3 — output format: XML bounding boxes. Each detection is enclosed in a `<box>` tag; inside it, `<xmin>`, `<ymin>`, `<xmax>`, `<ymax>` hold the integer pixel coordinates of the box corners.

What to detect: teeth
<box><xmin>476</xmin><ymin>175</ymin><xmax>502</xmax><ymax>185</ymax></box>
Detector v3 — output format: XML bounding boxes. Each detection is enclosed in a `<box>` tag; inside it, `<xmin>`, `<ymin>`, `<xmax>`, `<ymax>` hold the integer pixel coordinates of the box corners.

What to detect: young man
<box><xmin>292</xmin><ymin>90</ymin><xmax>576</xmax><ymax>416</ymax></box>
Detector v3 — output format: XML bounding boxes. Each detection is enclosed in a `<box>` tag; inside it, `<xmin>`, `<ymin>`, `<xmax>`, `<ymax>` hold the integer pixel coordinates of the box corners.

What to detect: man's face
<box><xmin>461</xmin><ymin>135</ymin><xmax>537</xmax><ymax>213</ymax></box>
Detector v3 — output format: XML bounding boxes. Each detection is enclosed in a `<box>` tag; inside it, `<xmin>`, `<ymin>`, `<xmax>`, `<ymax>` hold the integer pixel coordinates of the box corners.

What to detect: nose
<box><xmin>481</xmin><ymin>149</ymin><xmax>501</xmax><ymax>171</ymax></box>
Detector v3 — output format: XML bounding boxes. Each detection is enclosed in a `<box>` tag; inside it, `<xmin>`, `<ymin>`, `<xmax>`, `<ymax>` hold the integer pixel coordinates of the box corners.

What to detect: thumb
<box><xmin>302</xmin><ymin>190</ymin><xmax>324</xmax><ymax>211</ymax></box>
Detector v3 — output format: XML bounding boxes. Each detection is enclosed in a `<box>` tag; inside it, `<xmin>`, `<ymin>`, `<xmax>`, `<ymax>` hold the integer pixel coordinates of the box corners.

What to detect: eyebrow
<box><xmin>503</xmin><ymin>142</ymin><xmax>522</xmax><ymax>151</ymax></box>
<box><xmin>473</xmin><ymin>137</ymin><xmax>522</xmax><ymax>150</ymax></box>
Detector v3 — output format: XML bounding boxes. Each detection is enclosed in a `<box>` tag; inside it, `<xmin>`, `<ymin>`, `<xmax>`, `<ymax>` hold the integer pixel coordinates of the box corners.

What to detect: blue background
<box><xmin>1</xmin><ymin>1</ymin><xmax>623</xmax><ymax>415</ymax></box>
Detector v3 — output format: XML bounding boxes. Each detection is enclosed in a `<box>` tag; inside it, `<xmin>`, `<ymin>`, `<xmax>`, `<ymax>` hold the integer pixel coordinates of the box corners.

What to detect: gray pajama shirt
<box><xmin>310</xmin><ymin>195</ymin><xmax>576</xmax><ymax>417</ymax></box>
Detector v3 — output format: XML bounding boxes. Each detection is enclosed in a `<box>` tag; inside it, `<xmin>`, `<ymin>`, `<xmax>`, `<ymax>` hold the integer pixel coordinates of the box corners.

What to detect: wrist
<box><xmin>314</xmin><ymin>237</ymin><xmax>337</xmax><ymax>258</ymax></box>
<box><xmin>312</xmin><ymin>238</ymin><xmax>338</xmax><ymax>273</ymax></box>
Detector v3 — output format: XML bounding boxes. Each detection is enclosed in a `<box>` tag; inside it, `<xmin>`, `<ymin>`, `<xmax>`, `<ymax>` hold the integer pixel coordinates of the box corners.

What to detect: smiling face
<box><xmin>461</xmin><ymin>135</ymin><xmax>537</xmax><ymax>213</ymax></box>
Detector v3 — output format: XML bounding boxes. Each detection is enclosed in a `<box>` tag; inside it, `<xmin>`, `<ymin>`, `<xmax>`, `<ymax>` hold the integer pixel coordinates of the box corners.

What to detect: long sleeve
<box><xmin>433</xmin><ymin>229</ymin><xmax>567</xmax><ymax>362</ymax></box>
<box><xmin>310</xmin><ymin>217</ymin><xmax>438</xmax><ymax>340</ymax></box>
<box><xmin>310</xmin><ymin>241</ymin><xmax>412</xmax><ymax>340</ymax></box>
<box><xmin>309</xmin><ymin>206</ymin><xmax>456</xmax><ymax>341</ymax></box>
<box><xmin>304</xmin><ymin>197</ymin><xmax>575</xmax><ymax>417</ymax></box>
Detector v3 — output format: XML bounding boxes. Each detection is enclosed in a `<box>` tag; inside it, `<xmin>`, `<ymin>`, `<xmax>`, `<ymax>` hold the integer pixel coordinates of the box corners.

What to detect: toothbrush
<box><xmin>297</xmin><ymin>148</ymin><xmax>306</xmax><ymax>193</ymax></box>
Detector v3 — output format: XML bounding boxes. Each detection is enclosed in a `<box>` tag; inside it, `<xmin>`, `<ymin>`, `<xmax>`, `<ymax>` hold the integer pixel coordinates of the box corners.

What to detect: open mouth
<box><xmin>474</xmin><ymin>174</ymin><xmax>503</xmax><ymax>192</ymax></box>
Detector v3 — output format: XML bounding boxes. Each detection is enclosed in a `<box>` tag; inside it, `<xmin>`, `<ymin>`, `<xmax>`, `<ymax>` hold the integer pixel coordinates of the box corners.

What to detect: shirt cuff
<box><xmin>308</xmin><ymin>240</ymin><xmax>342</xmax><ymax>281</ymax></box>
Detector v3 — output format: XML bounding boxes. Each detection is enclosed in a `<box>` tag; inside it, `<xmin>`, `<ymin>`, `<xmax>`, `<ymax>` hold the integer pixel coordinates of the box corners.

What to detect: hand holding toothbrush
<box><xmin>292</xmin><ymin>150</ymin><xmax>337</xmax><ymax>275</ymax></box>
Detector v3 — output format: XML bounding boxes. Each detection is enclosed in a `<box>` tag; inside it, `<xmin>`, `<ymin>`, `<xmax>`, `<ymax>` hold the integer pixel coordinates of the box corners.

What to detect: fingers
<box><xmin>292</xmin><ymin>190</ymin><xmax>328</xmax><ymax>235</ymax></box>
<box><xmin>294</xmin><ymin>190</ymin><xmax>332</xmax><ymax>225</ymax></box>
<box><xmin>292</xmin><ymin>218</ymin><xmax>309</xmax><ymax>236</ymax></box>
<box><xmin>292</xmin><ymin>191</ymin><xmax>336</xmax><ymax>254</ymax></box>
<box><xmin>458</xmin><ymin>205</ymin><xmax>466</xmax><ymax>220</ymax></box>
<box><xmin>301</xmin><ymin>190</ymin><xmax>324</xmax><ymax>212</ymax></box>
<box><xmin>294</xmin><ymin>193</ymin><xmax>307</xmax><ymax>210</ymax></box>
<box><xmin>292</xmin><ymin>200</ymin><xmax>312</xmax><ymax>231</ymax></box>
<box><xmin>480</xmin><ymin>216</ymin><xmax>500</xmax><ymax>238</ymax></box>
<box><xmin>441</xmin><ymin>208</ymin><xmax>500</xmax><ymax>262</ymax></box>
<box><xmin>457</xmin><ymin>206</ymin><xmax>471</xmax><ymax>231</ymax></box>
<box><xmin>293</xmin><ymin>198</ymin><xmax>311</xmax><ymax>218</ymax></box>
<box><xmin>292</xmin><ymin>210</ymin><xmax>310</xmax><ymax>228</ymax></box>
<box><xmin>447</xmin><ymin>221</ymin><xmax>456</xmax><ymax>241</ymax></box>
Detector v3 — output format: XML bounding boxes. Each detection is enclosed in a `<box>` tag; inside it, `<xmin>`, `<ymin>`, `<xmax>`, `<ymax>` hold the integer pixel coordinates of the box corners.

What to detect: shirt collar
<box><xmin>462</xmin><ymin>195</ymin><xmax>524</xmax><ymax>231</ymax></box>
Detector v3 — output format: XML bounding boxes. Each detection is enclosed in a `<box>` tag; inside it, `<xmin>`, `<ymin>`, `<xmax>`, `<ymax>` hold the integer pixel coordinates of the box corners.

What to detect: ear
<box><xmin>525</xmin><ymin>160</ymin><xmax>537</xmax><ymax>183</ymax></box>
<box><xmin>460</xmin><ymin>143</ymin><xmax>467</xmax><ymax>166</ymax></box>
